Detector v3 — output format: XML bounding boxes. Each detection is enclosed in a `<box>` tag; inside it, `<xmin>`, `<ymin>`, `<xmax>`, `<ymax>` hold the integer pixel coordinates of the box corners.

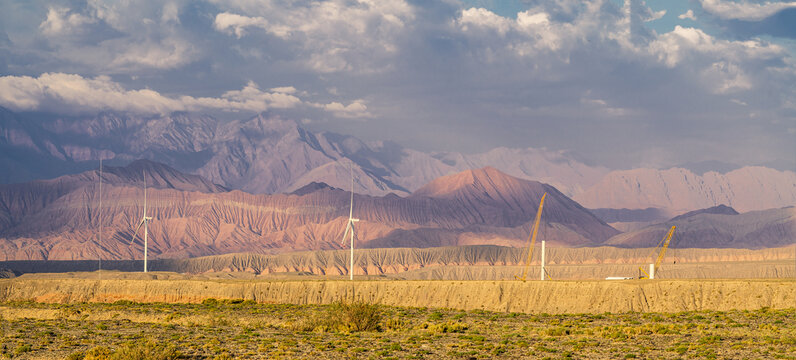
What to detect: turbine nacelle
<box><xmin>340</xmin><ymin>218</ymin><xmax>360</xmax><ymax>246</ymax></box>
<box><xmin>130</xmin><ymin>217</ymin><xmax>153</xmax><ymax>245</ymax></box>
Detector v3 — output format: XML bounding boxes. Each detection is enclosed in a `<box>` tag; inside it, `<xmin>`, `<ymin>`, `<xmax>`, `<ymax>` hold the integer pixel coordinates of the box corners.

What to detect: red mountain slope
<box><xmin>0</xmin><ymin>163</ymin><xmax>618</xmax><ymax>260</ymax></box>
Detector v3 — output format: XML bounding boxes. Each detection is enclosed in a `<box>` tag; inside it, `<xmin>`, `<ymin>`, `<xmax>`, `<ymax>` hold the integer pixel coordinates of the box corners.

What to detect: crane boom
<box><xmin>516</xmin><ymin>192</ymin><xmax>546</xmax><ymax>281</ymax></box>
<box><xmin>639</xmin><ymin>225</ymin><xmax>676</xmax><ymax>279</ymax></box>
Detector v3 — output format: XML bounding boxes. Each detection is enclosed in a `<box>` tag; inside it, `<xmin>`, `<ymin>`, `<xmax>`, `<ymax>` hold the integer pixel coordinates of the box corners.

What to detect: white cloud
<box><xmin>457</xmin><ymin>7</ymin><xmax>573</xmax><ymax>56</ymax></box>
<box><xmin>678</xmin><ymin>9</ymin><xmax>697</xmax><ymax>20</ymax></box>
<box><xmin>313</xmin><ymin>99</ymin><xmax>372</xmax><ymax>119</ymax></box>
<box><xmin>270</xmin><ymin>86</ymin><xmax>297</xmax><ymax>94</ymax></box>
<box><xmin>0</xmin><ymin>73</ymin><xmax>301</xmax><ymax>115</ymax></box>
<box><xmin>459</xmin><ymin>8</ymin><xmax>514</xmax><ymax>35</ymax></box>
<box><xmin>0</xmin><ymin>73</ymin><xmax>366</xmax><ymax>119</ymax></box>
<box><xmin>647</xmin><ymin>9</ymin><xmax>667</xmax><ymax>22</ymax></box>
<box><xmin>649</xmin><ymin>26</ymin><xmax>784</xmax><ymax>67</ymax></box>
<box><xmin>213</xmin><ymin>12</ymin><xmax>270</xmax><ymax>38</ymax></box>
<box><xmin>580</xmin><ymin>95</ymin><xmax>634</xmax><ymax>117</ymax></box>
<box><xmin>210</xmin><ymin>0</ymin><xmax>415</xmax><ymax>73</ymax></box>
<box><xmin>702</xmin><ymin>61</ymin><xmax>753</xmax><ymax>94</ymax></box>
<box><xmin>161</xmin><ymin>2</ymin><xmax>180</xmax><ymax>24</ymax></box>
<box><xmin>39</xmin><ymin>6</ymin><xmax>96</xmax><ymax>36</ymax></box>
<box><xmin>107</xmin><ymin>38</ymin><xmax>197</xmax><ymax>71</ymax></box>
<box><xmin>35</xmin><ymin>1</ymin><xmax>198</xmax><ymax>72</ymax></box>
<box><xmin>700</xmin><ymin>0</ymin><xmax>796</xmax><ymax>21</ymax></box>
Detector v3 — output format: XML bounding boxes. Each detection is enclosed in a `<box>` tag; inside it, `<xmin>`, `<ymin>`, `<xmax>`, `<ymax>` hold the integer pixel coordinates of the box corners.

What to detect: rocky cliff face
<box><xmin>0</xmin><ymin>162</ymin><xmax>618</xmax><ymax>260</ymax></box>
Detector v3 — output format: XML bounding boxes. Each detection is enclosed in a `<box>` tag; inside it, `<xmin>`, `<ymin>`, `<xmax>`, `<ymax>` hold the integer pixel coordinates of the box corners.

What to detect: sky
<box><xmin>0</xmin><ymin>0</ymin><xmax>795</xmax><ymax>170</ymax></box>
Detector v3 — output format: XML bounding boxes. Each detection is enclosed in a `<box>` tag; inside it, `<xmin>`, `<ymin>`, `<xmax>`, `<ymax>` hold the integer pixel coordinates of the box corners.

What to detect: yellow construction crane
<box><xmin>515</xmin><ymin>192</ymin><xmax>546</xmax><ymax>281</ymax></box>
<box><xmin>639</xmin><ymin>225</ymin><xmax>676</xmax><ymax>279</ymax></box>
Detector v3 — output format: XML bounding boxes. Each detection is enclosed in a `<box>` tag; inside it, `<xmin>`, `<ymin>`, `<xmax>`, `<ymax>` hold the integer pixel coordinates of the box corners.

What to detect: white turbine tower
<box><xmin>98</xmin><ymin>158</ymin><xmax>102</xmax><ymax>279</ymax></box>
<box><xmin>131</xmin><ymin>171</ymin><xmax>153</xmax><ymax>273</ymax></box>
<box><xmin>340</xmin><ymin>164</ymin><xmax>359</xmax><ymax>281</ymax></box>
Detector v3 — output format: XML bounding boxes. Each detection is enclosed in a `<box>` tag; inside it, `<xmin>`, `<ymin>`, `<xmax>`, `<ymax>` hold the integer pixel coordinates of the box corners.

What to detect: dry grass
<box><xmin>0</xmin><ymin>300</ymin><xmax>793</xmax><ymax>359</ymax></box>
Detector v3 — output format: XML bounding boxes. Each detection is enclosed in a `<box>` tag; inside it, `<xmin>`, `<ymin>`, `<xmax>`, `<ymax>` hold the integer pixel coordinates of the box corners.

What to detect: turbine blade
<box><xmin>130</xmin><ymin>219</ymin><xmax>144</xmax><ymax>245</ymax></box>
<box><xmin>341</xmin><ymin>222</ymin><xmax>351</xmax><ymax>246</ymax></box>
<box><xmin>349</xmin><ymin>163</ymin><xmax>354</xmax><ymax>219</ymax></box>
<box><xmin>349</xmin><ymin>192</ymin><xmax>353</xmax><ymax>219</ymax></box>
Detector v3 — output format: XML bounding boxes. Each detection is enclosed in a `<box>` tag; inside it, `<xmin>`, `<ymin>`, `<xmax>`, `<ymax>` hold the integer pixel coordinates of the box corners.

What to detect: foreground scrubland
<box><xmin>0</xmin><ymin>300</ymin><xmax>794</xmax><ymax>359</ymax></box>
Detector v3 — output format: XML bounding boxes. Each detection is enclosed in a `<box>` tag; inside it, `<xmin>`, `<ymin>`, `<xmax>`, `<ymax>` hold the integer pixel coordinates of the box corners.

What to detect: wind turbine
<box><xmin>340</xmin><ymin>164</ymin><xmax>359</xmax><ymax>281</ymax></box>
<box><xmin>131</xmin><ymin>171</ymin><xmax>153</xmax><ymax>273</ymax></box>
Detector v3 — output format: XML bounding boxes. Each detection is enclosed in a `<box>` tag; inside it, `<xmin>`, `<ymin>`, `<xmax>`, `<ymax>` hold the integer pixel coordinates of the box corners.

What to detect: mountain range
<box><xmin>608</xmin><ymin>205</ymin><xmax>796</xmax><ymax>249</ymax></box>
<box><xmin>2</xmin><ymin>159</ymin><xmax>792</xmax><ymax>261</ymax></box>
<box><xmin>1</xmin><ymin>107</ymin><xmax>794</xmax><ymax>216</ymax></box>
<box><xmin>0</xmin><ymin>162</ymin><xmax>619</xmax><ymax>260</ymax></box>
<box><xmin>574</xmin><ymin>167</ymin><xmax>796</xmax><ymax>214</ymax></box>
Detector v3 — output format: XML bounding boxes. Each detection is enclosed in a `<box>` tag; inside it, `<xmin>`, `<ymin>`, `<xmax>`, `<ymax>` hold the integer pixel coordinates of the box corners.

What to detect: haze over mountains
<box><xmin>574</xmin><ymin>167</ymin><xmax>796</xmax><ymax>214</ymax></box>
<box><xmin>1</xmin><ymin>107</ymin><xmax>794</xmax><ymax>216</ymax></box>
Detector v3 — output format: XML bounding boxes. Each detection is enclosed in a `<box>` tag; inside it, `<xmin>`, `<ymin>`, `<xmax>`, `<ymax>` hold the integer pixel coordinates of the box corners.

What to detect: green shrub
<box><xmin>14</xmin><ymin>344</ymin><xmax>32</xmax><ymax>355</ymax></box>
<box><xmin>383</xmin><ymin>317</ymin><xmax>409</xmax><ymax>331</ymax></box>
<box><xmin>545</xmin><ymin>326</ymin><xmax>570</xmax><ymax>336</ymax></box>
<box><xmin>326</xmin><ymin>301</ymin><xmax>383</xmax><ymax>332</ymax></box>
<box><xmin>428</xmin><ymin>311</ymin><xmax>444</xmax><ymax>321</ymax></box>
<box><xmin>422</xmin><ymin>321</ymin><xmax>468</xmax><ymax>334</ymax></box>
<box><xmin>66</xmin><ymin>351</ymin><xmax>86</xmax><ymax>360</ymax></box>
<box><xmin>202</xmin><ymin>298</ymin><xmax>220</xmax><ymax>306</ymax></box>
<box><xmin>105</xmin><ymin>341</ymin><xmax>180</xmax><ymax>360</ymax></box>
<box><xmin>83</xmin><ymin>346</ymin><xmax>112</xmax><ymax>360</ymax></box>
<box><xmin>287</xmin><ymin>317</ymin><xmax>322</xmax><ymax>332</ymax></box>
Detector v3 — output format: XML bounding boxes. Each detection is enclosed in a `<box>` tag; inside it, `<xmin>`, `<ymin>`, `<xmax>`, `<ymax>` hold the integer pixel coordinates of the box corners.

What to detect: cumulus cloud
<box><xmin>210</xmin><ymin>0</ymin><xmax>415</xmax><ymax>73</ymax></box>
<box><xmin>679</xmin><ymin>9</ymin><xmax>697</xmax><ymax>20</ymax></box>
<box><xmin>311</xmin><ymin>99</ymin><xmax>372</xmax><ymax>119</ymax></box>
<box><xmin>647</xmin><ymin>9</ymin><xmax>667</xmax><ymax>22</ymax></box>
<box><xmin>213</xmin><ymin>12</ymin><xmax>271</xmax><ymax>38</ymax></box>
<box><xmin>649</xmin><ymin>25</ymin><xmax>784</xmax><ymax>67</ymax></box>
<box><xmin>108</xmin><ymin>38</ymin><xmax>197</xmax><ymax>71</ymax></box>
<box><xmin>700</xmin><ymin>0</ymin><xmax>796</xmax><ymax>21</ymax></box>
<box><xmin>580</xmin><ymin>95</ymin><xmax>634</xmax><ymax>117</ymax></box>
<box><xmin>33</xmin><ymin>1</ymin><xmax>199</xmax><ymax>72</ymax></box>
<box><xmin>39</xmin><ymin>6</ymin><xmax>96</xmax><ymax>36</ymax></box>
<box><xmin>0</xmin><ymin>73</ymin><xmax>301</xmax><ymax>115</ymax></box>
<box><xmin>458</xmin><ymin>8</ymin><xmax>514</xmax><ymax>35</ymax></box>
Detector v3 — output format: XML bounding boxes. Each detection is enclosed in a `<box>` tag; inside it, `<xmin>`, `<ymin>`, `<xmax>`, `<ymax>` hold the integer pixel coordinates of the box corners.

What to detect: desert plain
<box><xmin>0</xmin><ymin>245</ymin><xmax>794</xmax><ymax>359</ymax></box>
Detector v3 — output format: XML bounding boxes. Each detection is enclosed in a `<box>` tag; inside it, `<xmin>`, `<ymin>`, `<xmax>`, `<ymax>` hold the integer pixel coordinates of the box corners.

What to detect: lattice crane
<box><xmin>639</xmin><ymin>225</ymin><xmax>676</xmax><ymax>279</ymax></box>
<box><xmin>515</xmin><ymin>192</ymin><xmax>546</xmax><ymax>281</ymax></box>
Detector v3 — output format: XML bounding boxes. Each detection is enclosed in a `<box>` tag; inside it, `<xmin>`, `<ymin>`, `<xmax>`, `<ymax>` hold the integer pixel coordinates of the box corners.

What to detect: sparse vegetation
<box><xmin>326</xmin><ymin>300</ymin><xmax>383</xmax><ymax>332</ymax></box>
<box><xmin>0</xmin><ymin>301</ymin><xmax>792</xmax><ymax>359</ymax></box>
